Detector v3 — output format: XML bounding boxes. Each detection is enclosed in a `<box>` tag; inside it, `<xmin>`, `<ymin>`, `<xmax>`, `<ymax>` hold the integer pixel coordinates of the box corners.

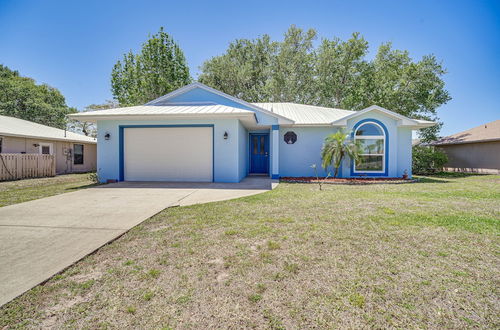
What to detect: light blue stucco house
<box><xmin>69</xmin><ymin>82</ymin><xmax>434</xmax><ymax>183</ymax></box>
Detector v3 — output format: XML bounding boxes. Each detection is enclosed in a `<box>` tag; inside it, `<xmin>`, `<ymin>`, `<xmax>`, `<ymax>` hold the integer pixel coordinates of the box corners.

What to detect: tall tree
<box><xmin>267</xmin><ymin>26</ymin><xmax>317</xmax><ymax>104</ymax></box>
<box><xmin>199</xmin><ymin>25</ymin><xmax>317</xmax><ymax>104</ymax></box>
<box><xmin>360</xmin><ymin>44</ymin><xmax>450</xmax><ymax>141</ymax></box>
<box><xmin>199</xmin><ymin>26</ymin><xmax>451</xmax><ymax>140</ymax></box>
<box><xmin>111</xmin><ymin>27</ymin><xmax>192</xmax><ymax>106</ymax></box>
<box><xmin>0</xmin><ymin>65</ymin><xmax>76</xmax><ymax>129</ymax></box>
<box><xmin>316</xmin><ymin>32</ymin><xmax>369</xmax><ymax>109</ymax></box>
<box><xmin>200</xmin><ymin>35</ymin><xmax>276</xmax><ymax>102</ymax></box>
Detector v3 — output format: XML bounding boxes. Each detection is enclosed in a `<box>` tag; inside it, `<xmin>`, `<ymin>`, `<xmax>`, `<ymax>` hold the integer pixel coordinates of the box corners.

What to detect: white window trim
<box><xmin>38</xmin><ymin>142</ymin><xmax>54</xmax><ymax>155</ymax></box>
<box><xmin>353</xmin><ymin>122</ymin><xmax>385</xmax><ymax>173</ymax></box>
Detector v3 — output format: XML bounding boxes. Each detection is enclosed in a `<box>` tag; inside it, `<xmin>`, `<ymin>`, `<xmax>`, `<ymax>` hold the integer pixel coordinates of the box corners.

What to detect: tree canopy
<box><xmin>111</xmin><ymin>27</ymin><xmax>192</xmax><ymax>106</ymax></box>
<box><xmin>199</xmin><ymin>25</ymin><xmax>451</xmax><ymax>140</ymax></box>
<box><xmin>0</xmin><ymin>65</ymin><xmax>76</xmax><ymax>129</ymax></box>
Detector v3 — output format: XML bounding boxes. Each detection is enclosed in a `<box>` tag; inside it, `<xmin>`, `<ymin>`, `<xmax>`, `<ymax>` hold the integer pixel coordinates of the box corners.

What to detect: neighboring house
<box><xmin>0</xmin><ymin>115</ymin><xmax>97</xmax><ymax>174</ymax></box>
<box><xmin>68</xmin><ymin>82</ymin><xmax>434</xmax><ymax>183</ymax></box>
<box><xmin>432</xmin><ymin>120</ymin><xmax>500</xmax><ymax>174</ymax></box>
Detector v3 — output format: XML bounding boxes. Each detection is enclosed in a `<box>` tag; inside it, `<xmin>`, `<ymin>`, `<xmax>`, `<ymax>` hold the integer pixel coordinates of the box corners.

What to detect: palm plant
<box><xmin>321</xmin><ymin>130</ymin><xmax>361</xmax><ymax>178</ymax></box>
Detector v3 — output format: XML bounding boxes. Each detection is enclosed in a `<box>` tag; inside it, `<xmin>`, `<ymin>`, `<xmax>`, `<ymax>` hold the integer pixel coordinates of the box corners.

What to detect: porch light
<box><xmin>223</xmin><ymin>131</ymin><xmax>228</xmax><ymax>140</ymax></box>
<box><xmin>104</xmin><ymin>133</ymin><xmax>111</xmax><ymax>140</ymax></box>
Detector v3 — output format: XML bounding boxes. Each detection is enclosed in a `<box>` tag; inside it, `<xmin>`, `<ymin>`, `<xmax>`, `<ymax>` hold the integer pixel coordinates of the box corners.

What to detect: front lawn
<box><xmin>1</xmin><ymin>174</ymin><xmax>499</xmax><ymax>328</ymax></box>
<box><xmin>0</xmin><ymin>173</ymin><xmax>98</xmax><ymax>207</ymax></box>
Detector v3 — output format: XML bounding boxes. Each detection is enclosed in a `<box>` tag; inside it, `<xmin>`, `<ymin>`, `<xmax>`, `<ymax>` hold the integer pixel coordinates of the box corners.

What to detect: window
<box><xmin>354</xmin><ymin>122</ymin><xmax>385</xmax><ymax>173</ymax></box>
<box><xmin>38</xmin><ymin>143</ymin><xmax>53</xmax><ymax>155</ymax></box>
<box><xmin>74</xmin><ymin>144</ymin><xmax>84</xmax><ymax>165</ymax></box>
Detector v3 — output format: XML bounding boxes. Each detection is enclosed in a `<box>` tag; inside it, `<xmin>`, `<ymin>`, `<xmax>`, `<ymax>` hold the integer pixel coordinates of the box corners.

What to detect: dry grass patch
<box><xmin>1</xmin><ymin>174</ymin><xmax>499</xmax><ymax>328</ymax></box>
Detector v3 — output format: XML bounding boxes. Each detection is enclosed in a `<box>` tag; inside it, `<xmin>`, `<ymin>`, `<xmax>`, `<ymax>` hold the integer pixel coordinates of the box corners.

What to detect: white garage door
<box><xmin>124</xmin><ymin>127</ymin><xmax>213</xmax><ymax>182</ymax></box>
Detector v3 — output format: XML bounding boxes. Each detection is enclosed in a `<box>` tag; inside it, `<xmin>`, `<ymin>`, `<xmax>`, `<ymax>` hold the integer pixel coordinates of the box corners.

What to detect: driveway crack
<box><xmin>174</xmin><ymin>189</ymin><xmax>199</xmax><ymax>205</ymax></box>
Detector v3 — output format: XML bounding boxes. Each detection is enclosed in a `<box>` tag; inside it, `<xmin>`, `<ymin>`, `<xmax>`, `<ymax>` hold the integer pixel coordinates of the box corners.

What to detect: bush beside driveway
<box><xmin>1</xmin><ymin>174</ymin><xmax>499</xmax><ymax>328</ymax></box>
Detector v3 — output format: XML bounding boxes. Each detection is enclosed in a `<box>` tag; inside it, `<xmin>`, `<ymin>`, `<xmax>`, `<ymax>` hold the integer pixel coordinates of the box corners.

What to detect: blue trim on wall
<box><xmin>350</xmin><ymin>119</ymin><xmax>389</xmax><ymax>177</ymax></box>
<box><xmin>118</xmin><ymin>124</ymin><xmax>215</xmax><ymax>182</ymax></box>
<box><xmin>119</xmin><ymin>126</ymin><xmax>124</xmax><ymax>181</ymax></box>
<box><xmin>271</xmin><ymin>126</ymin><xmax>279</xmax><ymax>178</ymax></box>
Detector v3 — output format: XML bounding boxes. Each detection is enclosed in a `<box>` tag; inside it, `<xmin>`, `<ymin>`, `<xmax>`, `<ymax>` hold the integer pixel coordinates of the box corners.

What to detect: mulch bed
<box><xmin>280</xmin><ymin>177</ymin><xmax>418</xmax><ymax>185</ymax></box>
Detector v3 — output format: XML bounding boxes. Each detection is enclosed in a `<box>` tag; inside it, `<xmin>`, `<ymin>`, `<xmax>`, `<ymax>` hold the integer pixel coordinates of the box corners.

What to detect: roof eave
<box><xmin>330</xmin><ymin>105</ymin><xmax>436</xmax><ymax>129</ymax></box>
<box><xmin>402</xmin><ymin>123</ymin><xmax>437</xmax><ymax>129</ymax></box>
<box><xmin>432</xmin><ymin>137</ymin><xmax>500</xmax><ymax>146</ymax></box>
<box><xmin>0</xmin><ymin>132</ymin><xmax>96</xmax><ymax>144</ymax></box>
<box><xmin>67</xmin><ymin>112</ymin><xmax>258</xmax><ymax>123</ymax></box>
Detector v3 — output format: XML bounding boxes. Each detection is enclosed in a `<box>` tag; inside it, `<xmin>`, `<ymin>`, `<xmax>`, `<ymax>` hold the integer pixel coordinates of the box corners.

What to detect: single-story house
<box><xmin>432</xmin><ymin>120</ymin><xmax>500</xmax><ymax>174</ymax></box>
<box><xmin>0</xmin><ymin>115</ymin><xmax>97</xmax><ymax>174</ymax></box>
<box><xmin>68</xmin><ymin>82</ymin><xmax>434</xmax><ymax>183</ymax></box>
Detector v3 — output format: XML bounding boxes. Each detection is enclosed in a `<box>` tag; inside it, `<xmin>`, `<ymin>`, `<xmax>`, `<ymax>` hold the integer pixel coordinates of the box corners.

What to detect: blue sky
<box><xmin>0</xmin><ymin>0</ymin><xmax>498</xmax><ymax>136</ymax></box>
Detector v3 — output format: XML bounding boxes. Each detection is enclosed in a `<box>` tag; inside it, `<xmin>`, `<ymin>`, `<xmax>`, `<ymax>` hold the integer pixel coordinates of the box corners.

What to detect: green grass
<box><xmin>1</xmin><ymin>174</ymin><xmax>499</xmax><ymax>328</ymax></box>
<box><xmin>248</xmin><ymin>294</ymin><xmax>263</xmax><ymax>303</ymax></box>
<box><xmin>0</xmin><ymin>173</ymin><xmax>98</xmax><ymax>207</ymax></box>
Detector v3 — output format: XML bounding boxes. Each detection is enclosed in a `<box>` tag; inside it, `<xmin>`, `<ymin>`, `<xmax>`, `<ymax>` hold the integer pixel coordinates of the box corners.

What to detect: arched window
<box><xmin>354</xmin><ymin>122</ymin><xmax>385</xmax><ymax>173</ymax></box>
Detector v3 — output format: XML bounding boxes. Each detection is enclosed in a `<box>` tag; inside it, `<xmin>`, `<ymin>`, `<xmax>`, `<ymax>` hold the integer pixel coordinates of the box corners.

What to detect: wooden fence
<box><xmin>0</xmin><ymin>154</ymin><xmax>56</xmax><ymax>181</ymax></box>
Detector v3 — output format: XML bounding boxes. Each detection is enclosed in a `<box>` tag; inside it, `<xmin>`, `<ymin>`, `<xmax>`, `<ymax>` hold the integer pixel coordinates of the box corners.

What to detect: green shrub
<box><xmin>412</xmin><ymin>146</ymin><xmax>448</xmax><ymax>174</ymax></box>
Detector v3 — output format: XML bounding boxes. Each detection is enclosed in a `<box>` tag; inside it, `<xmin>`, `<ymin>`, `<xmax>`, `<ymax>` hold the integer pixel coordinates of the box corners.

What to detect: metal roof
<box><xmin>253</xmin><ymin>102</ymin><xmax>355</xmax><ymax>125</ymax></box>
<box><xmin>0</xmin><ymin>115</ymin><xmax>96</xmax><ymax>143</ymax></box>
<box><xmin>68</xmin><ymin>98</ymin><xmax>434</xmax><ymax>129</ymax></box>
<box><xmin>69</xmin><ymin>104</ymin><xmax>255</xmax><ymax>120</ymax></box>
<box><xmin>432</xmin><ymin>120</ymin><xmax>500</xmax><ymax>145</ymax></box>
<box><xmin>70</xmin><ymin>102</ymin><xmax>355</xmax><ymax>125</ymax></box>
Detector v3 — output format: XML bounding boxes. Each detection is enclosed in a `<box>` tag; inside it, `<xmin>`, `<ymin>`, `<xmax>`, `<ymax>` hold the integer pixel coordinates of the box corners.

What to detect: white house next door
<box><xmin>123</xmin><ymin>126</ymin><xmax>213</xmax><ymax>182</ymax></box>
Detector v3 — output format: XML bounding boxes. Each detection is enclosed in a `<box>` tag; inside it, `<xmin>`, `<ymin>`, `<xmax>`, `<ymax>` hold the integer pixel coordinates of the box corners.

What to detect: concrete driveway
<box><xmin>0</xmin><ymin>176</ymin><xmax>276</xmax><ymax>306</ymax></box>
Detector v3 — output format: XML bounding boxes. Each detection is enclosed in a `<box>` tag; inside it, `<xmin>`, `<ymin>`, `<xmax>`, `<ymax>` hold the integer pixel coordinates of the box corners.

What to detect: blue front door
<box><xmin>250</xmin><ymin>134</ymin><xmax>269</xmax><ymax>174</ymax></box>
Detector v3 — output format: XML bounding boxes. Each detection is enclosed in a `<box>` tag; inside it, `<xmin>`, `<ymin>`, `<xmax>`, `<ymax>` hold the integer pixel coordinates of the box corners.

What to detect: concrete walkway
<box><xmin>0</xmin><ymin>176</ymin><xmax>276</xmax><ymax>306</ymax></box>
